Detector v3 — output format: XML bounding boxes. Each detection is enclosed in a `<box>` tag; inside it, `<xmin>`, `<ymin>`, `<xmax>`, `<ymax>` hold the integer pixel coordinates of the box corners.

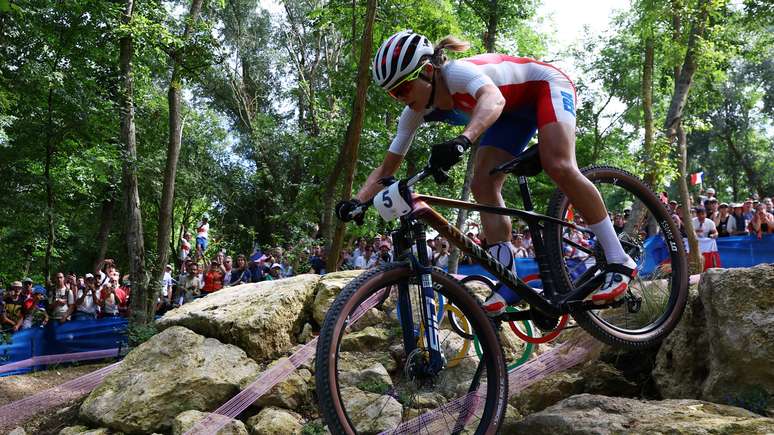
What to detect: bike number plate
<box><xmin>374</xmin><ymin>181</ymin><xmax>412</xmax><ymax>221</ymax></box>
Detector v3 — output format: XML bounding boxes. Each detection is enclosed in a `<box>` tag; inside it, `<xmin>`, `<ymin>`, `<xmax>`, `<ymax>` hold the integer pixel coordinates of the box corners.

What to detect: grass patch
<box><xmin>356</xmin><ymin>379</ymin><xmax>391</xmax><ymax>395</ymax></box>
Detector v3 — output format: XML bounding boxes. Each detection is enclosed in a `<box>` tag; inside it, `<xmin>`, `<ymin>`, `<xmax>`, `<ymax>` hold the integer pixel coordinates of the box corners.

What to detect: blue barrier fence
<box><xmin>460</xmin><ymin>233</ymin><xmax>774</xmax><ymax>282</ymax></box>
<box><xmin>0</xmin><ymin>317</ymin><xmax>128</xmax><ymax>376</ymax></box>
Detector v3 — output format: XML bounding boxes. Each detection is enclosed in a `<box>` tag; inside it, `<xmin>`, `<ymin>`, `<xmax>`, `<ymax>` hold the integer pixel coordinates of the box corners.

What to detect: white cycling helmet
<box><xmin>373</xmin><ymin>30</ymin><xmax>434</xmax><ymax>90</ymax></box>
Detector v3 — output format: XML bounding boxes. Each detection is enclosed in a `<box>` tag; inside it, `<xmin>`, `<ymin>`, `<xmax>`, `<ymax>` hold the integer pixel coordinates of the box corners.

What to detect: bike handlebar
<box><xmin>347</xmin><ymin>166</ymin><xmax>433</xmax><ymax>220</ymax></box>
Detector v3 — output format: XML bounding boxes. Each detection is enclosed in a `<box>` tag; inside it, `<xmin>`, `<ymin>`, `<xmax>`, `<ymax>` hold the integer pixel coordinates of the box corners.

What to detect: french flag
<box><xmin>690</xmin><ymin>171</ymin><xmax>704</xmax><ymax>185</ymax></box>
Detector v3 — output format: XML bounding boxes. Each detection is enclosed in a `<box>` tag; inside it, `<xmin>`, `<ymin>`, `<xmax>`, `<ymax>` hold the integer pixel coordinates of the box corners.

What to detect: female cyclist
<box><xmin>335</xmin><ymin>30</ymin><xmax>637</xmax><ymax>315</ymax></box>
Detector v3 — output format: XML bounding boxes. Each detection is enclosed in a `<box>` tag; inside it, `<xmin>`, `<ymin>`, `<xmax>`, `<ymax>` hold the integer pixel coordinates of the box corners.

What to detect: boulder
<box><xmin>158</xmin><ymin>274</ymin><xmax>321</xmax><ymax>361</ymax></box>
<box><xmin>246</xmin><ymin>407</ymin><xmax>305</xmax><ymax>435</ymax></box>
<box><xmin>255</xmin><ymin>362</ymin><xmax>313</xmax><ymax>409</ymax></box>
<box><xmin>80</xmin><ymin>326</ymin><xmax>259</xmax><ymax>434</ymax></box>
<box><xmin>312</xmin><ymin>270</ymin><xmax>362</xmax><ymax>325</ymax></box>
<box><xmin>652</xmin><ymin>287</ymin><xmax>708</xmax><ymax>399</ymax></box>
<box><xmin>9</xmin><ymin>428</ymin><xmax>26</xmax><ymax>435</ymax></box>
<box><xmin>654</xmin><ymin>265</ymin><xmax>774</xmax><ymax>403</ymax></box>
<box><xmin>340</xmin><ymin>387</ymin><xmax>402</xmax><ymax>433</ymax></box>
<box><xmin>172</xmin><ymin>410</ymin><xmax>248</xmax><ymax>435</ymax></box>
<box><xmin>509</xmin><ymin>360</ymin><xmax>638</xmax><ymax>415</ymax></box>
<box><xmin>514</xmin><ymin>394</ymin><xmax>774</xmax><ymax>434</ymax></box>
<box><xmin>340</xmin><ymin>326</ymin><xmax>392</xmax><ymax>352</ymax></box>
<box><xmin>700</xmin><ymin>265</ymin><xmax>774</xmax><ymax>402</ymax></box>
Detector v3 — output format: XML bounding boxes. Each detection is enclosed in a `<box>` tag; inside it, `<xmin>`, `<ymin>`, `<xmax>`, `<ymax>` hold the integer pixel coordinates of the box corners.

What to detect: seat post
<box><xmin>519</xmin><ymin>176</ymin><xmax>533</xmax><ymax>211</ymax></box>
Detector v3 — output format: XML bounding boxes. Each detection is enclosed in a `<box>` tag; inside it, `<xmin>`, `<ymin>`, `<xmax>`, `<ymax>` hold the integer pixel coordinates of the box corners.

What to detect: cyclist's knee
<box><xmin>471</xmin><ymin>175</ymin><xmax>498</xmax><ymax>202</ymax></box>
<box><xmin>543</xmin><ymin>160</ymin><xmax>580</xmax><ymax>185</ymax></box>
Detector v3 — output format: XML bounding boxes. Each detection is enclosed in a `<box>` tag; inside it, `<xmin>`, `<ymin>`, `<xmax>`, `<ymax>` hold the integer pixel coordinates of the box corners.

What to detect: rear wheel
<box><xmin>544</xmin><ymin>166</ymin><xmax>689</xmax><ymax>349</ymax></box>
<box><xmin>315</xmin><ymin>263</ymin><xmax>508</xmax><ymax>434</ymax></box>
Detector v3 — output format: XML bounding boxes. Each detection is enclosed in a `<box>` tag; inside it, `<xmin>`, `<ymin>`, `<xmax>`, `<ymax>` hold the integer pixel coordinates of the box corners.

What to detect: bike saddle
<box><xmin>489</xmin><ymin>145</ymin><xmax>542</xmax><ymax>177</ymax></box>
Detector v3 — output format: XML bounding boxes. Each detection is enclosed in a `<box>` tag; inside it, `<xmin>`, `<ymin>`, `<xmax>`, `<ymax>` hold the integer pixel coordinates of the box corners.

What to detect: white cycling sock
<box><xmin>588</xmin><ymin>218</ymin><xmax>630</xmax><ymax>264</ymax></box>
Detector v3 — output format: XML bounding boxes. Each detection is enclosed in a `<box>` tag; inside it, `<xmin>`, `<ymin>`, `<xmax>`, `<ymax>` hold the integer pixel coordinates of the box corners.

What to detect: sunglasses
<box><xmin>387</xmin><ymin>62</ymin><xmax>428</xmax><ymax>100</ymax></box>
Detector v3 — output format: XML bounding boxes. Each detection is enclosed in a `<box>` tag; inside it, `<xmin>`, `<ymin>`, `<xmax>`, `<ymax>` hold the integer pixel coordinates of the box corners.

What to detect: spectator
<box><xmin>354</xmin><ymin>245</ymin><xmax>376</xmax><ymax>269</ymax></box>
<box><xmin>668</xmin><ymin>200</ymin><xmax>678</xmax><ymax>214</ymax></box>
<box><xmin>748</xmin><ymin>203</ymin><xmax>774</xmax><ymax>239</ymax></box>
<box><xmin>763</xmin><ymin>197</ymin><xmax>773</xmax><ymax>213</ymax></box>
<box><xmin>201</xmin><ymin>259</ymin><xmax>225</xmax><ymax>294</ymax></box>
<box><xmin>714</xmin><ymin>203</ymin><xmax>731</xmax><ymax>237</ymax></box>
<box><xmin>1</xmin><ymin>289</ymin><xmax>14</xmax><ymax>332</ymax></box>
<box><xmin>2</xmin><ymin>281</ymin><xmax>24</xmax><ymax>332</ymax></box>
<box><xmin>432</xmin><ymin>241</ymin><xmax>450</xmax><ymax>270</ymax></box>
<box><xmin>249</xmin><ymin>257</ymin><xmax>265</xmax><ymax>282</ymax></box>
<box><xmin>179</xmin><ymin>231</ymin><xmax>192</xmax><ymax>264</ymax></box>
<box><xmin>727</xmin><ymin>203</ymin><xmax>748</xmax><ymax>235</ymax></box>
<box><xmin>73</xmin><ymin>273</ymin><xmax>99</xmax><ymax>320</ymax></box>
<box><xmin>179</xmin><ymin>263</ymin><xmax>202</xmax><ymax>304</ymax></box>
<box><xmin>95</xmin><ymin>258</ymin><xmax>118</xmax><ymax>289</ymax></box>
<box><xmin>196</xmin><ymin>214</ymin><xmax>210</xmax><ymax>259</ymax></box>
<box><xmin>613</xmin><ymin>214</ymin><xmax>625</xmax><ymax>234</ymax></box>
<box><xmin>309</xmin><ymin>247</ymin><xmax>327</xmax><ymax>274</ymax></box>
<box><xmin>265</xmin><ymin>263</ymin><xmax>283</xmax><ymax>280</ymax></box>
<box><xmin>338</xmin><ymin>249</ymin><xmax>354</xmax><ymax>270</ymax></box>
<box><xmin>705</xmin><ymin>198</ymin><xmax>719</xmax><ymax>221</ymax></box>
<box><xmin>522</xmin><ymin>229</ymin><xmax>534</xmax><ymax>257</ymax></box>
<box><xmin>352</xmin><ymin>238</ymin><xmax>367</xmax><ymax>259</ymax></box>
<box><xmin>51</xmin><ymin>272</ymin><xmax>75</xmax><ymax>324</ymax></box>
<box><xmin>377</xmin><ymin>242</ymin><xmax>393</xmax><ymax>265</ymax></box>
<box><xmin>692</xmin><ymin>207</ymin><xmax>717</xmax><ymax>239</ymax></box>
<box><xmin>159</xmin><ymin>264</ymin><xmax>175</xmax><ymax>310</ymax></box>
<box><xmin>742</xmin><ymin>199</ymin><xmax>754</xmax><ymax>222</ymax></box>
<box><xmin>222</xmin><ymin>256</ymin><xmax>233</xmax><ymax>284</ymax></box>
<box><xmin>229</xmin><ymin>255</ymin><xmax>252</xmax><ymax>286</ymax></box>
<box><xmin>21</xmin><ymin>286</ymin><xmax>48</xmax><ymax>329</ymax></box>
<box><xmin>21</xmin><ymin>277</ymin><xmax>33</xmax><ymax>299</ymax></box>
<box><xmin>98</xmin><ymin>270</ymin><xmax>124</xmax><ymax>317</ymax></box>
<box><xmin>511</xmin><ymin>234</ymin><xmax>530</xmax><ymax>258</ymax></box>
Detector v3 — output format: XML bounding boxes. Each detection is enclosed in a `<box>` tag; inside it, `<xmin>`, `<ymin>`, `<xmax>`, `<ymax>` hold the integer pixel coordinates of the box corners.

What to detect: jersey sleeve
<box><xmin>388</xmin><ymin>107</ymin><xmax>425</xmax><ymax>156</ymax></box>
<box><xmin>444</xmin><ymin>61</ymin><xmax>495</xmax><ymax>98</ymax></box>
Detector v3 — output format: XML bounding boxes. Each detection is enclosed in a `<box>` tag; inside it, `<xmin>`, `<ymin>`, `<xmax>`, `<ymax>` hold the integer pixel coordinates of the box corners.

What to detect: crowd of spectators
<box><xmin>666</xmin><ymin>189</ymin><xmax>774</xmax><ymax>240</ymax></box>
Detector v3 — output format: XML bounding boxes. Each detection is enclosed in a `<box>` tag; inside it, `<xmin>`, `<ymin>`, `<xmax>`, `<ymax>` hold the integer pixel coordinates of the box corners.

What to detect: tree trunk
<box><xmin>641</xmin><ymin>36</ymin><xmax>656</xmax><ymax>186</ymax></box>
<box><xmin>676</xmin><ymin>125</ymin><xmax>703</xmax><ymax>272</ymax></box>
<box><xmin>326</xmin><ymin>0</ymin><xmax>377</xmax><ymax>272</ymax></box>
<box><xmin>320</xmin><ymin>148</ymin><xmax>346</xmax><ymax>243</ymax></box>
<box><xmin>44</xmin><ymin>88</ymin><xmax>55</xmax><ymax>287</ymax></box>
<box><xmin>152</xmin><ymin>0</ymin><xmax>204</xmax><ymax>312</ymax></box>
<box><xmin>93</xmin><ymin>195</ymin><xmax>116</xmax><ymax>272</ymax></box>
<box><xmin>724</xmin><ymin>135</ymin><xmax>763</xmax><ymax>197</ymax></box>
<box><xmin>665</xmin><ymin>0</ymin><xmax>711</xmax><ymax>274</ymax></box>
<box><xmin>119</xmin><ymin>0</ymin><xmax>149</xmax><ymax>325</ymax></box>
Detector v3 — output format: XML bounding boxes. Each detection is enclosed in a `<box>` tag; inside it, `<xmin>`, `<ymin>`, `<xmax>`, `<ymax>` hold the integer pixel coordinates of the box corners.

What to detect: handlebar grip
<box><xmin>432</xmin><ymin>168</ymin><xmax>450</xmax><ymax>184</ymax></box>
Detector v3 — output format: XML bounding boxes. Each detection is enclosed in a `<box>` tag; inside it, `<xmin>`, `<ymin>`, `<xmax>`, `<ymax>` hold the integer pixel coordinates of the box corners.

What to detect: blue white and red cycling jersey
<box><xmin>388</xmin><ymin>54</ymin><xmax>577</xmax><ymax>157</ymax></box>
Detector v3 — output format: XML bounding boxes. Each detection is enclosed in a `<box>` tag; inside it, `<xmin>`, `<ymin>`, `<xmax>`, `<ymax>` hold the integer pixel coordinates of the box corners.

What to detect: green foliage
<box><xmin>301</xmin><ymin>420</ymin><xmax>327</xmax><ymax>435</ymax></box>
<box><xmin>126</xmin><ymin>322</ymin><xmax>158</xmax><ymax>348</ymax></box>
<box><xmin>356</xmin><ymin>378</ymin><xmax>391</xmax><ymax>395</ymax></box>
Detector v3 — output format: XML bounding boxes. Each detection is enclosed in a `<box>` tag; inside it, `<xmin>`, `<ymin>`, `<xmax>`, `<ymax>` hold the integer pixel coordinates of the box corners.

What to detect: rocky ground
<box><xmin>2</xmin><ymin>264</ymin><xmax>773</xmax><ymax>434</ymax></box>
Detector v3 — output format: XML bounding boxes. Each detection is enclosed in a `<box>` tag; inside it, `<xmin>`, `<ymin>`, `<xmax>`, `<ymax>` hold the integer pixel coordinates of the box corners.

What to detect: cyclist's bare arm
<box><xmin>356</xmin><ymin>151</ymin><xmax>403</xmax><ymax>202</ymax></box>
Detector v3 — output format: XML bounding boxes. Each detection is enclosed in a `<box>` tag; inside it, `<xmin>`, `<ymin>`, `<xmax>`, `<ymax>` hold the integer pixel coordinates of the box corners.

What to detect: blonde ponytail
<box><xmin>431</xmin><ymin>36</ymin><xmax>471</xmax><ymax>66</ymax></box>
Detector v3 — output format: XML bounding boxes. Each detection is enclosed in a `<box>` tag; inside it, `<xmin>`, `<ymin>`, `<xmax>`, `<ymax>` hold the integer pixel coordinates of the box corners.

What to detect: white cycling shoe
<box><xmin>590</xmin><ymin>258</ymin><xmax>638</xmax><ymax>305</ymax></box>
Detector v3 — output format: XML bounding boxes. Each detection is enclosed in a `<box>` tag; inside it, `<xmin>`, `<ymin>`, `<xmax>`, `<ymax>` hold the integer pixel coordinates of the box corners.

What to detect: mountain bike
<box><xmin>315</xmin><ymin>145</ymin><xmax>689</xmax><ymax>434</ymax></box>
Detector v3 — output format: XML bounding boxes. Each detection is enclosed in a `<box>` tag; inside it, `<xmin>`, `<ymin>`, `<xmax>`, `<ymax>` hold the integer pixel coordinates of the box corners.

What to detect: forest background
<box><xmin>0</xmin><ymin>0</ymin><xmax>771</xmax><ymax>324</ymax></box>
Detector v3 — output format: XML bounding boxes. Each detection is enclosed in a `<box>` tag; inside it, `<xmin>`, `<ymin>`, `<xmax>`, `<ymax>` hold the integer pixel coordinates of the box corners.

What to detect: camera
<box><xmin>380</xmin><ymin>252</ymin><xmax>391</xmax><ymax>262</ymax></box>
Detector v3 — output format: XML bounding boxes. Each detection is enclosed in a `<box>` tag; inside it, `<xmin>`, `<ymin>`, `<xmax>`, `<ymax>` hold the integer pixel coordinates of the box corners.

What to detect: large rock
<box><xmin>340</xmin><ymin>387</ymin><xmax>402</xmax><ymax>433</ymax></box>
<box><xmin>255</xmin><ymin>362</ymin><xmax>313</xmax><ymax>409</ymax></box>
<box><xmin>312</xmin><ymin>270</ymin><xmax>362</xmax><ymax>325</ymax></box>
<box><xmin>654</xmin><ymin>265</ymin><xmax>774</xmax><ymax>403</ymax></box>
<box><xmin>700</xmin><ymin>265</ymin><xmax>774</xmax><ymax>402</ymax></box>
<box><xmin>158</xmin><ymin>274</ymin><xmax>322</xmax><ymax>361</ymax></box>
<box><xmin>514</xmin><ymin>394</ymin><xmax>774</xmax><ymax>434</ymax></box>
<box><xmin>80</xmin><ymin>326</ymin><xmax>259</xmax><ymax>434</ymax></box>
<box><xmin>509</xmin><ymin>360</ymin><xmax>639</xmax><ymax>416</ymax></box>
<box><xmin>246</xmin><ymin>407</ymin><xmax>305</xmax><ymax>435</ymax></box>
<box><xmin>172</xmin><ymin>410</ymin><xmax>248</xmax><ymax>435</ymax></box>
<box><xmin>58</xmin><ymin>429</ymin><xmax>110</xmax><ymax>435</ymax></box>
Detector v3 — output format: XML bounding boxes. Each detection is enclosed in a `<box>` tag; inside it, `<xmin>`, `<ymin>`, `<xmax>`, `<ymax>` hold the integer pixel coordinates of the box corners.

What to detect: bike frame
<box><xmin>387</xmin><ymin>172</ymin><xmax>608</xmax><ymax>375</ymax></box>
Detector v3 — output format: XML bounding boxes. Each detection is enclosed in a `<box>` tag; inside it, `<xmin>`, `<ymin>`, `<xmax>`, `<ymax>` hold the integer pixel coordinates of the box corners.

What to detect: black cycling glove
<box><xmin>429</xmin><ymin>135</ymin><xmax>472</xmax><ymax>173</ymax></box>
<box><xmin>335</xmin><ymin>198</ymin><xmax>366</xmax><ymax>225</ymax></box>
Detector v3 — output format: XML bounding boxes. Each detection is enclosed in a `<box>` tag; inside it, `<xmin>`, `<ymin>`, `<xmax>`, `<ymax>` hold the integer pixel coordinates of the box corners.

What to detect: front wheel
<box><xmin>544</xmin><ymin>165</ymin><xmax>689</xmax><ymax>349</ymax></box>
<box><xmin>315</xmin><ymin>263</ymin><xmax>508</xmax><ymax>434</ymax></box>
